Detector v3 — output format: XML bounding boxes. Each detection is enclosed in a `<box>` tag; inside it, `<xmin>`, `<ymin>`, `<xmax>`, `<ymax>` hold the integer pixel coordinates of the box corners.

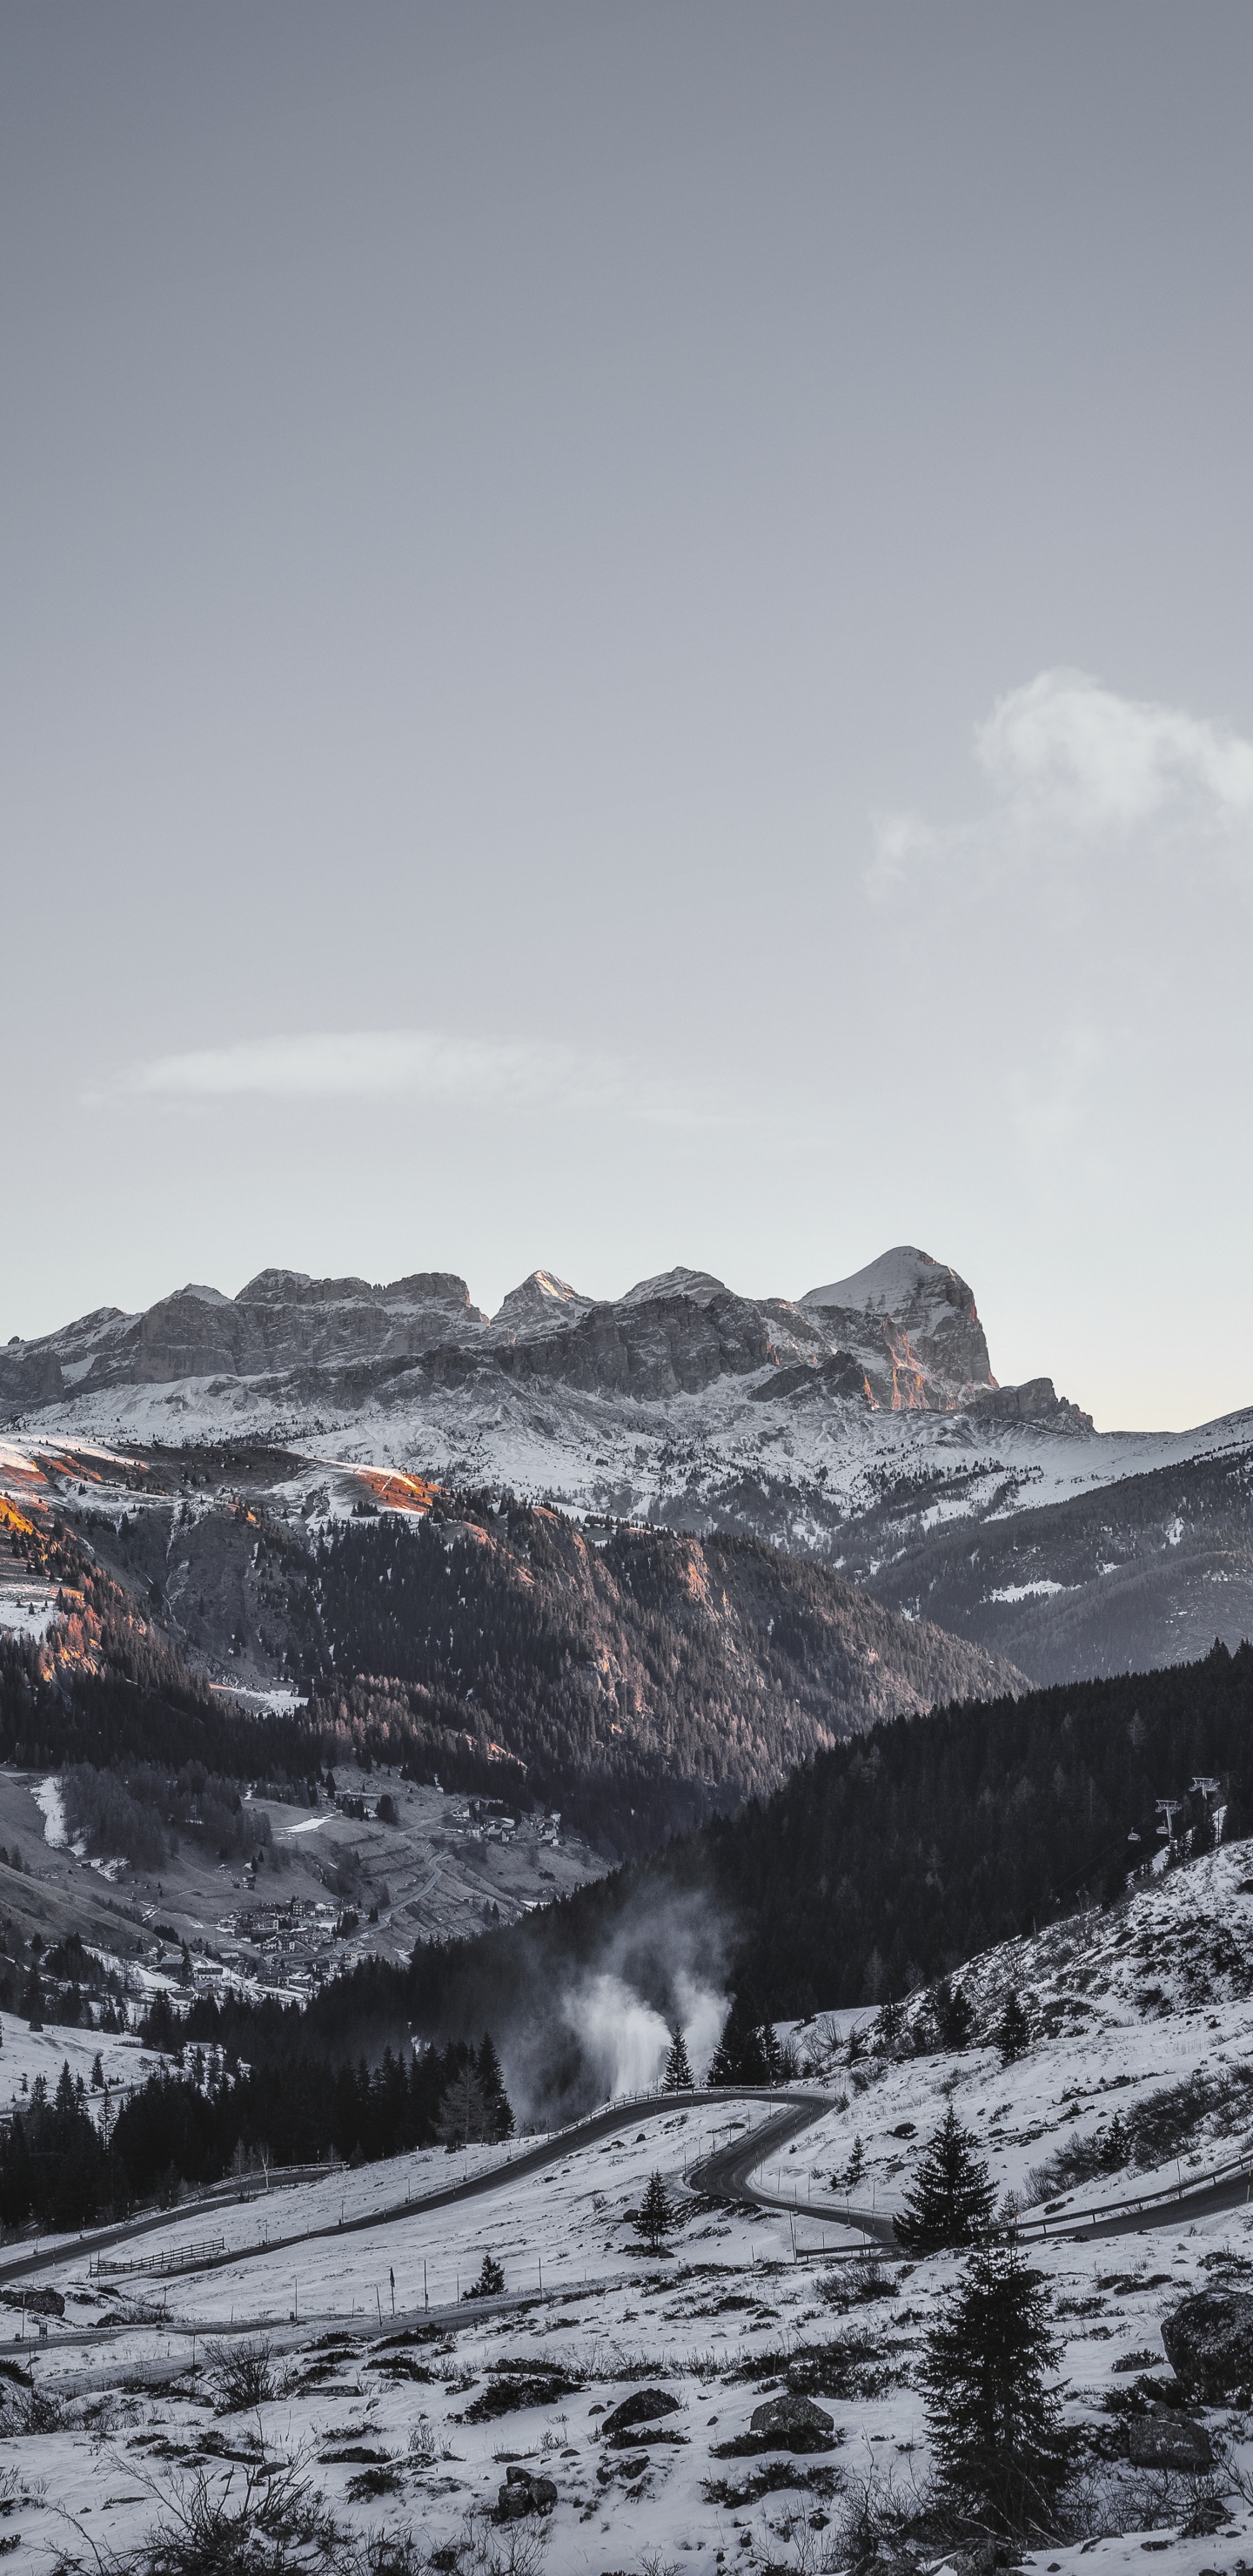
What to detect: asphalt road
<box><xmin>0</xmin><ymin>2084</ymin><xmax>815</xmax><ymax>2295</ymax></box>
<box><xmin>3</xmin><ymin>2082</ymin><xmax>1243</xmax><ymax>2331</ymax></box>
<box><xmin>688</xmin><ymin>2092</ymin><xmax>868</xmax><ymax>2223</ymax></box>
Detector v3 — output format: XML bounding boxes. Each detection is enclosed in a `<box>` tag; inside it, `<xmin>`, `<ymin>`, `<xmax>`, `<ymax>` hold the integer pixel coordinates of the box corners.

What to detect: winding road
<box><xmin>3</xmin><ymin>2079</ymin><xmax>1248</xmax><ymax>2351</ymax></box>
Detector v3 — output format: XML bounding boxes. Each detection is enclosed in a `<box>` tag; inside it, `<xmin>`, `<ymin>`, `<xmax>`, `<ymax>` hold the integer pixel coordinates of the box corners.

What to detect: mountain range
<box><xmin>4</xmin><ymin>1244</ymin><xmax>1253</xmax><ymax>1686</ymax></box>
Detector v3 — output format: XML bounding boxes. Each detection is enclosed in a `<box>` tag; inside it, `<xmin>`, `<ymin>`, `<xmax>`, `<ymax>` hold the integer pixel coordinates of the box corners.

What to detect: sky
<box><xmin>2</xmin><ymin>3</ymin><xmax>1252</xmax><ymax>1433</ymax></box>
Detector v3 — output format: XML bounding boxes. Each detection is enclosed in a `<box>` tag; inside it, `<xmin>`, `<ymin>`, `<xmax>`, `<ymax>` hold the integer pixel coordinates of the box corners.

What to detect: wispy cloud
<box><xmin>106</xmin><ymin>1027</ymin><xmax>721</xmax><ymax>1128</ymax></box>
<box><xmin>870</xmin><ymin>668</ymin><xmax>1253</xmax><ymax>894</ymax></box>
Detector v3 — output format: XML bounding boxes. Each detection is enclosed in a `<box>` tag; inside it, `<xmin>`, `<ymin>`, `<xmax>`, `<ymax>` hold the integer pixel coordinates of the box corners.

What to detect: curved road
<box><xmin>3</xmin><ymin>2083</ymin><xmax>1245</xmax><ymax>2328</ymax></box>
<box><xmin>0</xmin><ymin>2085</ymin><xmax>832</xmax><ymax>2297</ymax></box>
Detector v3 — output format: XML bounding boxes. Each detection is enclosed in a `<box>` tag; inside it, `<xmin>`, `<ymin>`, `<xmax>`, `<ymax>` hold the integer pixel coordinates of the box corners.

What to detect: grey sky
<box><xmin>3</xmin><ymin>3</ymin><xmax>1251</xmax><ymax>1432</ymax></box>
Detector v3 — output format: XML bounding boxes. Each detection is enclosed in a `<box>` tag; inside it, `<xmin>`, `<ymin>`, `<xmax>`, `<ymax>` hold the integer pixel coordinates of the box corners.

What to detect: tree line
<box><xmin>0</xmin><ymin>2027</ymin><xmax>513</xmax><ymax>2232</ymax></box>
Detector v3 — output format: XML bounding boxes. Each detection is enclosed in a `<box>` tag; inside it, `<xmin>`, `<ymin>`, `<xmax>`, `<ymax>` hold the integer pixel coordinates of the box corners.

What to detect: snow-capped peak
<box><xmin>620</xmin><ymin>1267</ymin><xmax>727</xmax><ymax>1308</ymax></box>
<box><xmin>490</xmin><ymin>1271</ymin><xmax>593</xmax><ymax>1337</ymax></box>
<box><xmin>801</xmin><ymin>1244</ymin><xmax>961</xmax><ymax>1317</ymax></box>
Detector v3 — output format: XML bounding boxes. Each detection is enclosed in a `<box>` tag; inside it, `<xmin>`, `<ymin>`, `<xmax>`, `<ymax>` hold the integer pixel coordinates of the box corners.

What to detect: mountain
<box><xmin>175</xmin><ymin>1635</ymin><xmax>1253</xmax><ymax>2089</ymax></box>
<box><xmin>0</xmin><ymin>1244</ymin><xmax>1026</xmax><ymax>1420</ymax></box>
<box><xmin>0</xmin><ymin>1470</ymin><xmax>1018</xmax><ymax>1859</ymax></box>
<box><xmin>3</xmin><ymin>1243</ymin><xmax>1252</xmax><ymax>1688</ymax></box>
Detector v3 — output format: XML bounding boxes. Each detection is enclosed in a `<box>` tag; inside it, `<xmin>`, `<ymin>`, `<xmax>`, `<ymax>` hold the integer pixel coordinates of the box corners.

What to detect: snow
<box><xmin>31</xmin><ymin>1775</ymin><xmax>70</xmax><ymax>1849</ymax></box>
<box><xmin>10</xmin><ymin>1845</ymin><xmax>1253</xmax><ymax>2574</ymax></box>
<box><xmin>0</xmin><ymin>1584</ymin><xmax>58</xmax><ymax>1639</ymax></box>
<box><xmin>801</xmin><ymin>1242</ymin><xmax>960</xmax><ymax>1314</ymax></box>
<box><xmin>988</xmin><ymin>1578</ymin><xmax>1072</xmax><ymax>1601</ymax></box>
<box><xmin>620</xmin><ymin>1266</ymin><xmax>728</xmax><ymax>1306</ymax></box>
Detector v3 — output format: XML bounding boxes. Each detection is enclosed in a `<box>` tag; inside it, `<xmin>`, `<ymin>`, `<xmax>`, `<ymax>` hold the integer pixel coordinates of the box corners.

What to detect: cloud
<box><xmin>106</xmin><ymin>1027</ymin><xmax>720</xmax><ymax>1128</ymax></box>
<box><xmin>869</xmin><ymin>668</ymin><xmax>1253</xmax><ymax>893</ymax></box>
<box><xmin>975</xmin><ymin>668</ymin><xmax>1253</xmax><ymax>834</ymax></box>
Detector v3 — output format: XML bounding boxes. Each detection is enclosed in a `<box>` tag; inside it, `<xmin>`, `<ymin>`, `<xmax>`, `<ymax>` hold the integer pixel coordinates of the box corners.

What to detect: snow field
<box><xmin>6</xmin><ymin>1847</ymin><xmax>1253</xmax><ymax>2571</ymax></box>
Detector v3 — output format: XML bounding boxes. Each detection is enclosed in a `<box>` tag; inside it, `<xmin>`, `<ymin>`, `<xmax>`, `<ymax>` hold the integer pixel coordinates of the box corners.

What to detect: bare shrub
<box><xmin>819</xmin><ymin>2249</ymin><xmax>895</xmax><ymax>2308</ymax></box>
<box><xmin>51</xmin><ymin>2440</ymin><xmax>339</xmax><ymax>2574</ymax></box>
<box><xmin>208</xmin><ymin>2337</ymin><xmax>277</xmax><ymax>2413</ymax></box>
<box><xmin>459</xmin><ymin>2502</ymin><xmax>551</xmax><ymax>2576</ymax></box>
<box><xmin>11</xmin><ymin>2378</ymin><xmax>65</xmax><ymax>2435</ymax></box>
<box><xmin>407</xmin><ymin>2415</ymin><xmax>439</xmax><ymax>2468</ymax></box>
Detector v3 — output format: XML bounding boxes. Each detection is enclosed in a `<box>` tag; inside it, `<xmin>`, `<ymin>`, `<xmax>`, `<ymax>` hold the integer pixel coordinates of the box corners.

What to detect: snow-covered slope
<box><xmin>17</xmin><ymin>1840</ymin><xmax>1253</xmax><ymax>2576</ymax></box>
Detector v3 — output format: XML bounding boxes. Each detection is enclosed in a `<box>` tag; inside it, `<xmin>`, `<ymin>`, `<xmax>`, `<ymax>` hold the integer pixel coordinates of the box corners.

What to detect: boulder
<box><xmin>1161</xmin><ymin>2290</ymin><xmax>1253</xmax><ymax>2398</ymax></box>
<box><xmin>601</xmin><ymin>2388</ymin><xmax>681</xmax><ymax>2439</ymax></box>
<box><xmin>496</xmin><ymin>2466</ymin><xmax>558</xmax><ymax>2519</ymax></box>
<box><xmin>749</xmin><ymin>2392</ymin><xmax>836</xmax><ymax>2452</ymax></box>
<box><xmin>1128</xmin><ymin>2410</ymin><xmax>1214</xmax><ymax>2472</ymax></box>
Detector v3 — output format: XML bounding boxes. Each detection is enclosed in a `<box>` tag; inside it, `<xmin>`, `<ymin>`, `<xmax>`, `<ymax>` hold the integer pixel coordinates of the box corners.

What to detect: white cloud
<box><xmin>107</xmin><ymin>1027</ymin><xmax>719</xmax><ymax>1128</ymax></box>
<box><xmin>870</xmin><ymin>668</ymin><xmax>1253</xmax><ymax>892</ymax></box>
<box><xmin>975</xmin><ymin>668</ymin><xmax>1253</xmax><ymax>834</ymax></box>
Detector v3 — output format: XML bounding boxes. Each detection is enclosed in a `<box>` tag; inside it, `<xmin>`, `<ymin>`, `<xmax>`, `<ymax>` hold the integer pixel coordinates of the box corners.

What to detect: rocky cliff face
<box><xmin>0</xmin><ymin>1242</ymin><xmax>1082</xmax><ymax>1432</ymax></box>
<box><xmin>799</xmin><ymin>1245</ymin><xmax>994</xmax><ymax>1405</ymax></box>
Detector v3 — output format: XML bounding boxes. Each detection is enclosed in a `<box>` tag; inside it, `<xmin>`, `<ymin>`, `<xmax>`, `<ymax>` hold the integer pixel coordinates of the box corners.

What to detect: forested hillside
<box><xmin>1</xmin><ymin>1488</ymin><xmax>1016</xmax><ymax>1857</ymax></box>
<box><xmin>170</xmin><ymin>1638</ymin><xmax>1253</xmax><ymax>2116</ymax></box>
<box><xmin>288</xmin><ymin>1505</ymin><xmax>1020</xmax><ymax>1847</ymax></box>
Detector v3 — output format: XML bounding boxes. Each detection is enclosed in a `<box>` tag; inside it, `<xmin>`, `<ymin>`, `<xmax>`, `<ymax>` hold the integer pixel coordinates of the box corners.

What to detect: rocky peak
<box><xmin>490</xmin><ymin>1271</ymin><xmax>592</xmax><ymax>1338</ymax></box>
<box><xmin>620</xmin><ymin>1267</ymin><xmax>727</xmax><ymax>1309</ymax></box>
<box><xmin>799</xmin><ymin>1244</ymin><xmax>994</xmax><ymax>1403</ymax></box>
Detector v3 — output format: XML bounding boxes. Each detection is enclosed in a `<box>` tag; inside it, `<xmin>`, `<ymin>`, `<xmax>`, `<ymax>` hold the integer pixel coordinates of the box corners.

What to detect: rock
<box><xmin>749</xmin><ymin>2392</ymin><xmax>835</xmax><ymax>2452</ymax></box>
<box><xmin>1161</xmin><ymin>2291</ymin><xmax>1253</xmax><ymax>2398</ymax></box>
<box><xmin>1128</xmin><ymin>2411</ymin><xmax>1214</xmax><ymax>2472</ymax></box>
<box><xmin>951</xmin><ymin>2545</ymin><xmax>999</xmax><ymax>2576</ymax></box>
<box><xmin>601</xmin><ymin>2388</ymin><xmax>681</xmax><ymax>2439</ymax></box>
<box><xmin>496</xmin><ymin>2466</ymin><xmax>558</xmax><ymax>2519</ymax></box>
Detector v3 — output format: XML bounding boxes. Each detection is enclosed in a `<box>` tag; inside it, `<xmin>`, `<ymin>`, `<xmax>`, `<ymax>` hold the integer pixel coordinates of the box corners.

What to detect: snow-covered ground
<box><xmin>8</xmin><ymin>1379</ymin><xmax>1253</xmax><ymax>1552</ymax></box>
<box><xmin>5</xmin><ymin>1844</ymin><xmax>1253</xmax><ymax>2573</ymax></box>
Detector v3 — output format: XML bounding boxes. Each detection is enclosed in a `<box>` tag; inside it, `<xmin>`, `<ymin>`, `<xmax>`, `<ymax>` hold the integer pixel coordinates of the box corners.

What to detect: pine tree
<box><xmin>463</xmin><ymin>2251</ymin><xmax>506</xmax><ymax>2300</ymax></box>
<box><xmin>895</xmin><ymin>2105</ymin><xmax>996</xmax><ymax>2254</ymax></box>
<box><xmin>920</xmin><ymin>2240</ymin><xmax>1066</xmax><ymax>2532</ymax></box>
<box><xmin>935</xmin><ymin>1979</ymin><xmax>975</xmax><ymax>2051</ymax></box>
<box><xmin>874</xmin><ymin>1995</ymin><xmax>904</xmax><ymax>2054</ymax></box>
<box><xmin>996</xmin><ymin>1990</ymin><xmax>1030</xmax><ymax>2065</ymax></box>
<box><xmin>708</xmin><ymin>1994</ymin><xmax>769</xmax><ymax>2085</ymax></box>
<box><xmin>434</xmin><ymin>2061</ymin><xmax>490</xmax><ymax>2150</ymax></box>
<box><xmin>475</xmin><ymin>2033</ymin><xmax>514</xmax><ymax>2141</ymax></box>
<box><xmin>23</xmin><ymin>1968</ymin><xmax>42</xmax><ymax>2032</ymax></box>
<box><xmin>638</xmin><ymin>2170</ymin><xmax>673</xmax><ymax>2252</ymax></box>
<box><xmin>662</xmin><ymin>2025</ymin><xmax>694</xmax><ymax>2091</ymax></box>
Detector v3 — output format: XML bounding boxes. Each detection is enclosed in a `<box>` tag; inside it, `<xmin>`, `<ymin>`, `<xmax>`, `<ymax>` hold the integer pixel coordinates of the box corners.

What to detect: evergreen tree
<box><xmin>434</xmin><ymin>2060</ymin><xmax>490</xmax><ymax>2150</ymax></box>
<box><xmin>708</xmin><ymin>1994</ymin><xmax>769</xmax><ymax>2085</ymax></box>
<box><xmin>638</xmin><ymin>2170</ymin><xmax>673</xmax><ymax>2252</ymax></box>
<box><xmin>662</xmin><ymin>2025</ymin><xmax>694</xmax><ymax>2090</ymax></box>
<box><xmin>839</xmin><ymin>2134</ymin><xmax>866</xmax><ymax>2192</ymax></box>
<box><xmin>23</xmin><ymin>1968</ymin><xmax>42</xmax><ymax>2032</ymax></box>
<box><xmin>920</xmin><ymin>2240</ymin><xmax>1066</xmax><ymax>2532</ymax></box>
<box><xmin>475</xmin><ymin>2033</ymin><xmax>514</xmax><ymax>2141</ymax></box>
<box><xmin>895</xmin><ymin>2105</ymin><xmax>996</xmax><ymax>2254</ymax></box>
<box><xmin>995</xmin><ymin>1990</ymin><xmax>1030</xmax><ymax>2065</ymax></box>
<box><xmin>463</xmin><ymin>2251</ymin><xmax>506</xmax><ymax>2300</ymax></box>
<box><xmin>874</xmin><ymin>1995</ymin><xmax>904</xmax><ymax>2054</ymax></box>
<box><xmin>935</xmin><ymin>1978</ymin><xmax>975</xmax><ymax>2051</ymax></box>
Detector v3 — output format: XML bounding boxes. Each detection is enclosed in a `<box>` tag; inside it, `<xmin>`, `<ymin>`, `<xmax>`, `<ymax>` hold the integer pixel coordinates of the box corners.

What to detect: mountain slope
<box><xmin>4</xmin><ymin>1241</ymin><xmax>1253</xmax><ymax>1690</ymax></box>
<box><xmin>861</xmin><ymin>1439</ymin><xmax>1253</xmax><ymax>1682</ymax></box>
<box><xmin>171</xmin><ymin>1639</ymin><xmax>1253</xmax><ymax>2113</ymax></box>
<box><xmin>65</xmin><ymin>1472</ymin><xmax>1020</xmax><ymax>1854</ymax></box>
